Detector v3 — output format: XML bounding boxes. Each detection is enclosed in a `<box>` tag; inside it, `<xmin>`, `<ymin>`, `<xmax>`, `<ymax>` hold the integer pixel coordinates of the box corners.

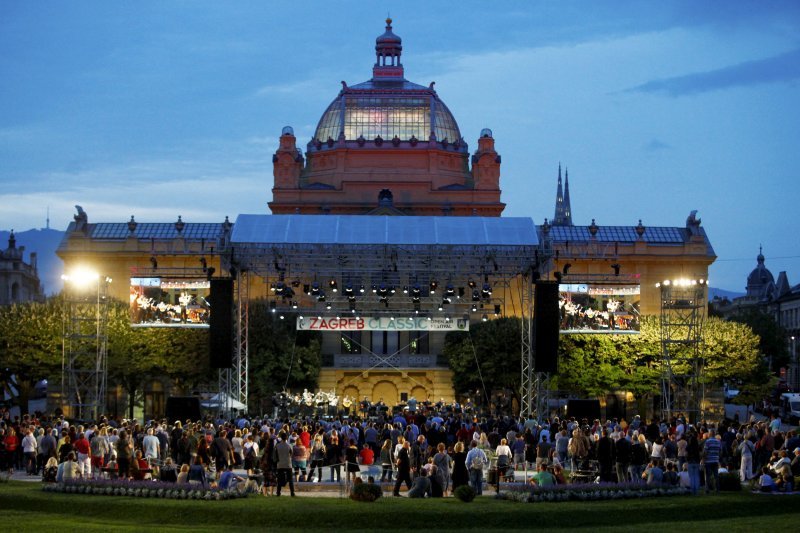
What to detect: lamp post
<box><xmin>61</xmin><ymin>268</ymin><xmax>111</xmax><ymax>421</ymax></box>
<box><xmin>792</xmin><ymin>336</ymin><xmax>797</xmax><ymax>392</ymax></box>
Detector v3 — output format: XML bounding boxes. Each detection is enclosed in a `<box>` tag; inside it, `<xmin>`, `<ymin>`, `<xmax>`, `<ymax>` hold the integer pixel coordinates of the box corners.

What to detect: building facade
<box><xmin>0</xmin><ymin>231</ymin><xmax>44</xmax><ymax>305</ymax></box>
<box><xmin>57</xmin><ymin>19</ymin><xmax>717</xmax><ymax>415</ymax></box>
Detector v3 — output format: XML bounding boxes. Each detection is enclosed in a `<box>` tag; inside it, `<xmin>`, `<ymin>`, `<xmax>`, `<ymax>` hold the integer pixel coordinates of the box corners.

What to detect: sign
<box><xmin>296</xmin><ymin>316</ymin><xmax>469</xmax><ymax>332</ymax></box>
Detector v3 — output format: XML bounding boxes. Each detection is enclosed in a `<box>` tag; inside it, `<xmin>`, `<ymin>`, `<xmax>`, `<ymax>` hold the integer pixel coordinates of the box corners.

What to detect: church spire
<box><xmin>553</xmin><ymin>163</ymin><xmax>572</xmax><ymax>226</ymax></box>
<box><xmin>563</xmin><ymin>168</ymin><xmax>572</xmax><ymax>225</ymax></box>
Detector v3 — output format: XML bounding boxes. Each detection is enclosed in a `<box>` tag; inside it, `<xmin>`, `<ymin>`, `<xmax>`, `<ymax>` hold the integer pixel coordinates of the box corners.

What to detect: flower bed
<box><xmin>501</xmin><ymin>482</ymin><xmax>690</xmax><ymax>503</ymax></box>
<box><xmin>42</xmin><ymin>479</ymin><xmax>247</xmax><ymax>501</ymax></box>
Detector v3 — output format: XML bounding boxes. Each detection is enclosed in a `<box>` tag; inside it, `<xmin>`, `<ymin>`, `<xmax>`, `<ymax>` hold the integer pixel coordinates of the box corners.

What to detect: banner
<box><xmin>296</xmin><ymin>316</ymin><xmax>469</xmax><ymax>332</ymax></box>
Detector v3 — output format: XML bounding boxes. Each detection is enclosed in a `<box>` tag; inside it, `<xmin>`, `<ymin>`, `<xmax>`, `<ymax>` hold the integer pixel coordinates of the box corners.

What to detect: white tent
<box><xmin>201</xmin><ymin>392</ymin><xmax>246</xmax><ymax>411</ymax></box>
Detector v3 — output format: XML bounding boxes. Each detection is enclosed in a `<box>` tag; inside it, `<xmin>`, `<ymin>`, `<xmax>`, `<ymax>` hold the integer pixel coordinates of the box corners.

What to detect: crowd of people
<box><xmin>1</xmin><ymin>404</ymin><xmax>798</xmax><ymax>498</ymax></box>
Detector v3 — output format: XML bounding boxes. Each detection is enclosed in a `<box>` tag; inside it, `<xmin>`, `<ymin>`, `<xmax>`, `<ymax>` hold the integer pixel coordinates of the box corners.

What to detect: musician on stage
<box><xmin>360</xmin><ymin>396</ymin><xmax>371</xmax><ymax>418</ymax></box>
<box><xmin>342</xmin><ymin>395</ymin><xmax>353</xmax><ymax>417</ymax></box>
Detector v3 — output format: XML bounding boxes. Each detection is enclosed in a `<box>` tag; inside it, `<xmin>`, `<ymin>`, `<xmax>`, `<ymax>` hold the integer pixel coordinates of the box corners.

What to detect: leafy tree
<box><xmin>728</xmin><ymin>308</ymin><xmax>788</xmax><ymax>371</ymax></box>
<box><xmin>247</xmin><ymin>300</ymin><xmax>321</xmax><ymax>413</ymax></box>
<box><xmin>444</xmin><ymin>317</ymin><xmax>521</xmax><ymax>404</ymax></box>
<box><xmin>0</xmin><ymin>296</ymin><xmax>65</xmax><ymax>412</ymax></box>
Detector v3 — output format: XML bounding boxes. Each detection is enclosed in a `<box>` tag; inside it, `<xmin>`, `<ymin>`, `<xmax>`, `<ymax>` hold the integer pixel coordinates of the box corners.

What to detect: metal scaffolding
<box><xmin>659</xmin><ymin>279</ymin><xmax>707</xmax><ymax>423</ymax></box>
<box><xmin>218</xmin><ymin>270</ymin><xmax>250</xmax><ymax>419</ymax></box>
<box><xmin>62</xmin><ymin>277</ymin><xmax>110</xmax><ymax>421</ymax></box>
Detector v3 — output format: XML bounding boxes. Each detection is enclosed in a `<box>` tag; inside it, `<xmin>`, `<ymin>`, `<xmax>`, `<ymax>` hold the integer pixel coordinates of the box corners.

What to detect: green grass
<box><xmin>1</xmin><ymin>481</ymin><xmax>798</xmax><ymax>532</ymax></box>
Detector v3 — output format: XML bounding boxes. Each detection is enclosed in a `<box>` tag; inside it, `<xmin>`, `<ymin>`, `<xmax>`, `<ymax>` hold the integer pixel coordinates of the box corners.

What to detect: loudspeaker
<box><xmin>165</xmin><ymin>396</ymin><xmax>201</xmax><ymax>423</ymax></box>
<box><xmin>209</xmin><ymin>279</ymin><xmax>234</xmax><ymax>369</ymax></box>
<box><xmin>534</xmin><ymin>280</ymin><xmax>560</xmax><ymax>373</ymax></box>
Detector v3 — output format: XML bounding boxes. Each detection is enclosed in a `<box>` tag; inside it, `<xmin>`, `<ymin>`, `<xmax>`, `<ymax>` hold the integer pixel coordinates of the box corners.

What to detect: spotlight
<box><xmin>430</xmin><ymin>281</ymin><xmax>438</xmax><ymax>294</ymax></box>
<box><xmin>562</xmin><ymin>263</ymin><xmax>571</xmax><ymax>275</ymax></box>
<box><xmin>279</xmin><ymin>314</ymin><xmax>285</xmax><ymax>320</ymax></box>
<box><xmin>494</xmin><ymin>304</ymin><xmax>501</xmax><ymax>316</ymax></box>
<box><xmin>445</xmin><ymin>316</ymin><xmax>451</xmax><ymax>323</ymax></box>
<box><xmin>200</xmin><ymin>257</ymin><xmax>207</xmax><ymax>272</ymax></box>
<box><xmin>317</xmin><ymin>293</ymin><xmax>326</xmax><ymax>303</ymax></box>
<box><xmin>326</xmin><ymin>302</ymin><xmax>332</xmax><ymax>310</ymax></box>
<box><xmin>372</xmin><ymin>284</ymin><xmax>378</xmax><ymax>294</ymax></box>
<box><xmin>402</xmin><ymin>286</ymin><xmax>408</xmax><ymax>294</ymax></box>
<box><xmin>291</xmin><ymin>301</ymin><xmax>298</xmax><ymax>309</ymax></box>
<box><xmin>359</xmin><ymin>285</ymin><xmax>366</xmax><ymax>293</ymax></box>
<box><xmin>468</xmin><ymin>279</ymin><xmax>476</xmax><ymax>288</ymax></box>
<box><xmin>150</xmin><ymin>256</ymin><xmax>158</xmax><ymax>269</ymax></box>
<box><xmin>344</xmin><ymin>284</ymin><xmax>354</xmax><ymax>296</ymax></box>
<box><xmin>611</xmin><ymin>263</ymin><xmax>621</xmax><ymax>276</ymax></box>
<box><xmin>472</xmin><ymin>290</ymin><xmax>480</xmax><ymax>302</ymax></box>
<box><xmin>471</xmin><ymin>304</ymin><xmax>478</xmax><ymax>313</ymax></box>
<box><xmin>445</xmin><ymin>284</ymin><xmax>455</xmax><ymax>297</ymax></box>
<box><xmin>329</xmin><ymin>279</ymin><xmax>338</xmax><ymax>292</ymax></box>
<box><xmin>437</xmin><ymin>303</ymin><xmax>444</xmax><ymax>312</ymax></box>
<box><xmin>269</xmin><ymin>301</ymin><xmax>276</xmax><ymax>313</ymax></box>
<box><xmin>481</xmin><ymin>314</ymin><xmax>488</xmax><ymax>322</ymax></box>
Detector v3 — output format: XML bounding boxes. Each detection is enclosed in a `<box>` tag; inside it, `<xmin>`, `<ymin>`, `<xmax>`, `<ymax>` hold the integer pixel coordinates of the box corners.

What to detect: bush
<box><xmin>719</xmin><ymin>472</ymin><xmax>742</xmax><ymax>492</ymax></box>
<box><xmin>350</xmin><ymin>482</ymin><xmax>383</xmax><ymax>502</ymax></box>
<box><xmin>454</xmin><ymin>485</ymin><xmax>476</xmax><ymax>502</ymax></box>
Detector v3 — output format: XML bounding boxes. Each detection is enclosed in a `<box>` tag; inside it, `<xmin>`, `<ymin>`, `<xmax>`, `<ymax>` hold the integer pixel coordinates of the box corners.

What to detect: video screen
<box><xmin>130</xmin><ymin>278</ymin><xmax>211</xmax><ymax>328</ymax></box>
<box><xmin>559</xmin><ymin>283</ymin><xmax>640</xmax><ymax>334</ymax></box>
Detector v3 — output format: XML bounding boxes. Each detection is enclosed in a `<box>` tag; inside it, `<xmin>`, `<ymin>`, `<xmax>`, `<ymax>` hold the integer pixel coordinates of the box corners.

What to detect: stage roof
<box><xmin>231</xmin><ymin>215</ymin><xmax>539</xmax><ymax>247</ymax></box>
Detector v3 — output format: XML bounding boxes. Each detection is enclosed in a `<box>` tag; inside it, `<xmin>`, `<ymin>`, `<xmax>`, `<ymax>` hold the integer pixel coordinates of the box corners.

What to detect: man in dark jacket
<box><xmin>597</xmin><ymin>428</ymin><xmax>615</xmax><ymax>482</ymax></box>
<box><xmin>393</xmin><ymin>440</ymin><xmax>412</xmax><ymax>496</ymax></box>
<box><xmin>614</xmin><ymin>433</ymin><xmax>632</xmax><ymax>483</ymax></box>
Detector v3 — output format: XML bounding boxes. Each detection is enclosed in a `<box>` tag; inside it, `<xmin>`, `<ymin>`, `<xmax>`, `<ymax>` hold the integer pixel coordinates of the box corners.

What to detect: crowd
<box><xmin>2</xmin><ymin>404</ymin><xmax>798</xmax><ymax>498</ymax></box>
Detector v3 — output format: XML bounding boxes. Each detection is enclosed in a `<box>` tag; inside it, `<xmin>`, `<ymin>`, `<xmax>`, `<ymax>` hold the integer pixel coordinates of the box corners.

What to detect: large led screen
<box><xmin>559</xmin><ymin>283</ymin><xmax>640</xmax><ymax>334</ymax></box>
<box><xmin>130</xmin><ymin>278</ymin><xmax>211</xmax><ymax>328</ymax></box>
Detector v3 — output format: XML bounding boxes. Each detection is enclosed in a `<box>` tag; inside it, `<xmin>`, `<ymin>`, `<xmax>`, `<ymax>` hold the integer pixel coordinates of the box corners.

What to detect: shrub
<box><xmin>718</xmin><ymin>472</ymin><xmax>742</xmax><ymax>492</ymax></box>
<box><xmin>350</xmin><ymin>482</ymin><xmax>383</xmax><ymax>502</ymax></box>
<box><xmin>454</xmin><ymin>485</ymin><xmax>476</xmax><ymax>502</ymax></box>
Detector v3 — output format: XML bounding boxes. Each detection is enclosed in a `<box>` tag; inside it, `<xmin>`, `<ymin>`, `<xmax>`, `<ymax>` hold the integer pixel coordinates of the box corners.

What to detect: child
<box><xmin>758</xmin><ymin>466</ymin><xmax>775</xmax><ymax>492</ymax></box>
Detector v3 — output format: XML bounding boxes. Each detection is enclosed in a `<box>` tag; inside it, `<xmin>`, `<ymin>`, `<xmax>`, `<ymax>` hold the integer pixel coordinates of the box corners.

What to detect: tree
<box><xmin>444</xmin><ymin>317</ymin><xmax>521</xmax><ymax>405</ymax></box>
<box><xmin>246</xmin><ymin>300</ymin><xmax>321</xmax><ymax>412</ymax></box>
<box><xmin>728</xmin><ymin>308</ymin><xmax>788</xmax><ymax>371</ymax></box>
<box><xmin>0</xmin><ymin>296</ymin><xmax>65</xmax><ymax>412</ymax></box>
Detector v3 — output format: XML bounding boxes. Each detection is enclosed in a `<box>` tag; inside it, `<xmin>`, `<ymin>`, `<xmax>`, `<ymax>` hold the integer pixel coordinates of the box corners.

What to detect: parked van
<box><xmin>778</xmin><ymin>393</ymin><xmax>800</xmax><ymax>424</ymax></box>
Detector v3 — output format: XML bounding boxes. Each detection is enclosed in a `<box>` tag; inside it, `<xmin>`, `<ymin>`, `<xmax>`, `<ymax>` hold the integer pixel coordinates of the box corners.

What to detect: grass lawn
<box><xmin>1</xmin><ymin>481</ymin><xmax>799</xmax><ymax>532</ymax></box>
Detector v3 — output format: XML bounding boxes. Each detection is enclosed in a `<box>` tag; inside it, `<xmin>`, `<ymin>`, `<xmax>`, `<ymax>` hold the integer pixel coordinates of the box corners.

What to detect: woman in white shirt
<box><xmin>494</xmin><ymin>438</ymin><xmax>513</xmax><ymax>490</ymax></box>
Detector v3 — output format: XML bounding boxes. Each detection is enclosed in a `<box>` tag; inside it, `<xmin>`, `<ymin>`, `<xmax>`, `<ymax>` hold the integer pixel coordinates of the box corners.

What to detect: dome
<box><xmin>312</xmin><ymin>19</ymin><xmax>463</xmax><ymax>146</ymax></box>
<box><xmin>314</xmin><ymin>84</ymin><xmax>462</xmax><ymax>144</ymax></box>
<box><xmin>746</xmin><ymin>247</ymin><xmax>774</xmax><ymax>297</ymax></box>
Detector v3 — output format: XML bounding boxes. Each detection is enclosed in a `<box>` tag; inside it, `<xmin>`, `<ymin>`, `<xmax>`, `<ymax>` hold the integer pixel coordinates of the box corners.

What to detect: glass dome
<box><xmin>314</xmin><ymin>89</ymin><xmax>462</xmax><ymax>143</ymax></box>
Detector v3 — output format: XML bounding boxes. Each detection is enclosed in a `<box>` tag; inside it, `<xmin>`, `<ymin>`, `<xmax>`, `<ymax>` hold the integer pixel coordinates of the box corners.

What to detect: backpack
<box><xmin>471</xmin><ymin>454</ymin><xmax>484</xmax><ymax>470</ymax></box>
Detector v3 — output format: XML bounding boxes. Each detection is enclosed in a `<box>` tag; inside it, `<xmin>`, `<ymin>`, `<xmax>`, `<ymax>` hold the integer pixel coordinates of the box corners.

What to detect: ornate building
<box><xmin>0</xmin><ymin>231</ymin><xmax>44</xmax><ymax>305</ymax></box>
<box><xmin>57</xmin><ymin>19</ymin><xmax>718</xmax><ymax>415</ymax></box>
<box><xmin>269</xmin><ymin>18</ymin><xmax>504</xmax><ymax>217</ymax></box>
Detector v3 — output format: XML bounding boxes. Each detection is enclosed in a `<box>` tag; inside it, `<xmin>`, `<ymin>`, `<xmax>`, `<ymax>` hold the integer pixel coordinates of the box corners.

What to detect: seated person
<box><xmin>188</xmin><ymin>457</ymin><xmax>208</xmax><ymax>487</ymax></box>
<box><xmin>552</xmin><ymin>464</ymin><xmax>566</xmax><ymax>485</ymax></box>
<box><xmin>774</xmin><ymin>465</ymin><xmax>793</xmax><ymax>492</ymax></box>
<box><xmin>131</xmin><ymin>450</ymin><xmax>150</xmax><ymax>481</ymax></box>
<box><xmin>407</xmin><ymin>468</ymin><xmax>432</xmax><ymax>498</ymax></box>
<box><xmin>160</xmin><ymin>458</ymin><xmax>178</xmax><ymax>483</ymax></box>
<box><xmin>770</xmin><ymin>451</ymin><xmax>791</xmax><ymax>473</ymax></box>
<box><xmin>529</xmin><ymin>463</ymin><xmax>556</xmax><ymax>487</ymax></box>
<box><xmin>176</xmin><ymin>464</ymin><xmax>190</xmax><ymax>484</ymax></box>
<box><xmin>104</xmin><ymin>457</ymin><xmax>119</xmax><ymax>479</ymax></box>
<box><xmin>759</xmin><ymin>466</ymin><xmax>776</xmax><ymax>492</ymax></box>
<box><xmin>677</xmin><ymin>463</ymin><xmax>691</xmax><ymax>488</ymax></box>
<box><xmin>218</xmin><ymin>463</ymin><xmax>245</xmax><ymax>491</ymax></box>
<box><xmin>664</xmin><ymin>462</ymin><xmax>679</xmax><ymax>486</ymax></box>
<box><xmin>644</xmin><ymin>460</ymin><xmax>664</xmax><ymax>485</ymax></box>
<box><xmin>61</xmin><ymin>452</ymin><xmax>80</xmax><ymax>482</ymax></box>
<box><xmin>42</xmin><ymin>457</ymin><xmax>59</xmax><ymax>483</ymax></box>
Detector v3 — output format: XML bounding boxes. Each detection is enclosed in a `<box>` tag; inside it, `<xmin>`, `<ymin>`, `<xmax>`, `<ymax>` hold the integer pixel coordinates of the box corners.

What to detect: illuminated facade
<box><xmin>57</xmin><ymin>19</ymin><xmax>717</xmax><ymax>415</ymax></box>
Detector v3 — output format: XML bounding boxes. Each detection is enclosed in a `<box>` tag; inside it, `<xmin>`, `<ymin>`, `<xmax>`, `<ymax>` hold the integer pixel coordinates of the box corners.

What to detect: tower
<box><xmin>553</xmin><ymin>164</ymin><xmax>573</xmax><ymax>226</ymax></box>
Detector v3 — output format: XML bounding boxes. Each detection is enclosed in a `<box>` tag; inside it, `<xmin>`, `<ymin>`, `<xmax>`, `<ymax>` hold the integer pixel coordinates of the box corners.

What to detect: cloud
<box><xmin>628</xmin><ymin>47</ymin><xmax>800</xmax><ymax>96</ymax></box>
<box><xmin>643</xmin><ymin>138</ymin><xmax>671</xmax><ymax>152</ymax></box>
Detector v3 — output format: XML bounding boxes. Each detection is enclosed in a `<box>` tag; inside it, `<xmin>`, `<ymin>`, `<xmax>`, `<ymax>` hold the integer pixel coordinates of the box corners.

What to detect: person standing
<box><xmin>686</xmin><ymin>431</ymin><xmax>701</xmax><ymax>495</ymax></box>
<box><xmin>274</xmin><ymin>432</ymin><xmax>295</xmax><ymax>496</ymax></box>
<box><xmin>72</xmin><ymin>432</ymin><xmax>91</xmax><ymax>478</ymax></box>
<box><xmin>739</xmin><ymin>431</ymin><xmax>756</xmax><ymax>483</ymax></box>
<box><xmin>465</xmin><ymin>439</ymin><xmax>488</xmax><ymax>496</ymax></box>
<box><xmin>393</xmin><ymin>439</ymin><xmax>413</xmax><ymax>496</ymax></box>
<box><xmin>703</xmin><ymin>429</ymin><xmax>722</xmax><ymax>494</ymax></box>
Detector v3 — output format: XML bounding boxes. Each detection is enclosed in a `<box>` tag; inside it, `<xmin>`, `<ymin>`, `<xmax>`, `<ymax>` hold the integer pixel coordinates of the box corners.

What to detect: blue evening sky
<box><xmin>1</xmin><ymin>1</ymin><xmax>798</xmax><ymax>291</ymax></box>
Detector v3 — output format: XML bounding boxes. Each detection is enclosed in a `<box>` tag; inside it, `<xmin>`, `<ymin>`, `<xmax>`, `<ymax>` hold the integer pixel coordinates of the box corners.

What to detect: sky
<box><xmin>1</xmin><ymin>0</ymin><xmax>799</xmax><ymax>292</ymax></box>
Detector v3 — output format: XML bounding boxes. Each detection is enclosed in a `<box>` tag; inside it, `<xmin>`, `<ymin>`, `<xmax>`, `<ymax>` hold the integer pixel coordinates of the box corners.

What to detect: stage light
<box><xmin>326</xmin><ymin>302</ymin><xmax>332</xmax><ymax>310</ymax></box>
<box><xmin>481</xmin><ymin>314</ymin><xmax>488</xmax><ymax>322</ymax></box>
<box><xmin>481</xmin><ymin>283</ymin><xmax>492</xmax><ymax>298</ymax></box>
<box><xmin>494</xmin><ymin>304</ymin><xmax>501</xmax><ymax>316</ymax></box>
<box><xmin>291</xmin><ymin>301</ymin><xmax>298</xmax><ymax>309</ymax></box>
<box><xmin>310</xmin><ymin>282</ymin><xmax>320</xmax><ymax>296</ymax></box>
<box><xmin>344</xmin><ymin>284</ymin><xmax>354</xmax><ymax>296</ymax></box>
<box><xmin>329</xmin><ymin>280</ymin><xmax>338</xmax><ymax>292</ymax></box>
<box><xmin>270</xmin><ymin>283</ymin><xmax>277</xmax><ymax>292</ymax></box>
<box><xmin>471</xmin><ymin>304</ymin><xmax>478</xmax><ymax>313</ymax></box>
<box><xmin>270</xmin><ymin>301</ymin><xmax>276</xmax><ymax>312</ymax></box>
<box><xmin>445</xmin><ymin>316</ymin><xmax>451</xmax><ymax>322</ymax></box>
<box><xmin>279</xmin><ymin>314</ymin><xmax>285</xmax><ymax>320</ymax></box>
<box><xmin>430</xmin><ymin>281</ymin><xmax>438</xmax><ymax>294</ymax></box>
<box><xmin>562</xmin><ymin>263</ymin><xmax>571</xmax><ymax>275</ymax></box>
<box><xmin>445</xmin><ymin>284</ymin><xmax>455</xmax><ymax>297</ymax></box>
<box><xmin>457</xmin><ymin>287</ymin><xmax>465</xmax><ymax>299</ymax></box>
<box><xmin>150</xmin><ymin>256</ymin><xmax>158</xmax><ymax>270</ymax></box>
<box><xmin>298</xmin><ymin>314</ymin><xmax>304</xmax><ymax>320</ymax></box>
<box><xmin>317</xmin><ymin>293</ymin><xmax>326</xmax><ymax>303</ymax></box>
<box><xmin>403</xmin><ymin>286</ymin><xmax>408</xmax><ymax>294</ymax></box>
<box><xmin>437</xmin><ymin>303</ymin><xmax>444</xmax><ymax>312</ymax></box>
<box><xmin>372</xmin><ymin>284</ymin><xmax>378</xmax><ymax>293</ymax></box>
<box><xmin>303</xmin><ymin>284</ymin><xmax>310</xmax><ymax>295</ymax></box>
<box><xmin>468</xmin><ymin>279</ymin><xmax>476</xmax><ymax>288</ymax></box>
<box><xmin>61</xmin><ymin>268</ymin><xmax>101</xmax><ymax>289</ymax></box>
<box><xmin>472</xmin><ymin>290</ymin><xmax>480</xmax><ymax>302</ymax></box>
<box><xmin>359</xmin><ymin>285</ymin><xmax>365</xmax><ymax>293</ymax></box>
<box><xmin>611</xmin><ymin>263</ymin><xmax>620</xmax><ymax>276</ymax></box>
